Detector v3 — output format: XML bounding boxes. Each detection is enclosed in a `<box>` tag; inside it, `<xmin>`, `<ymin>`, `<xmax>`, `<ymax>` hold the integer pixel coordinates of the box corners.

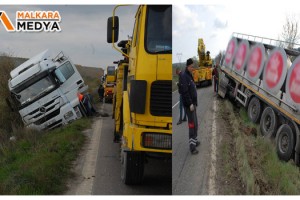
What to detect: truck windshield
<box><xmin>18</xmin><ymin>76</ymin><xmax>56</xmax><ymax>105</ymax></box>
<box><xmin>145</xmin><ymin>5</ymin><xmax>172</xmax><ymax>54</ymax></box>
<box><xmin>107</xmin><ymin>66</ymin><xmax>115</xmax><ymax>75</ymax></box>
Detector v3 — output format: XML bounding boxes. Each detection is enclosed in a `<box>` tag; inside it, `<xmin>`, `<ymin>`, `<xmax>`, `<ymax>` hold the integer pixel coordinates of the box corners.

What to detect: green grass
<box><xmin>222</xmin><ymin>101</ymin><xmax>257</xmax><ymax>194</ymax></box>
<box><xmin>254</xmin><ymin>137</ymin><xmax>300</xmax><ymax>195</ymax></box>
<box><xmin>0</xmin><ymin>54</ymin><xmax>23</xmax><ymax>136</ymax></box>
<box><xmin>221</xmin><ymin>99</ymin><xmax>300</xmax><ymax>194</ymax></box>
<box><xmin>235</xmin><ymin>131</ymin><xmax>257</xmax><ymax>194</ymax></box>
<box><xmin>239</xmin><ymin>108</ymin><xmax>257</xmax><ymax>128</ymax></box>
<box><xmin>0</xmin><ymin>118</ymin><xmax>91</xmax><ymax>194</ymax></box>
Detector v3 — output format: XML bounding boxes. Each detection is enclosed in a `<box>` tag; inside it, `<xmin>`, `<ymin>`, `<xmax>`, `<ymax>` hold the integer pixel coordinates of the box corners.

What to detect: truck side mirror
<box><xmin>107</xmin><ymin>16</ymin><xmax>119</xmax><ymax>43</ymax></box>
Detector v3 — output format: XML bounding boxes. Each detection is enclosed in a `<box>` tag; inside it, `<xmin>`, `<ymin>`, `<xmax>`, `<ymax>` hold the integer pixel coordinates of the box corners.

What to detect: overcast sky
<box><xmin>0</xmin><ymin>5</ymin><xmax>137</xmax><ymax>69</ymax></box>
<box><xmin>173</xmin><ymin>4</ymin><xmax>300</xmax><ymax>64</ymax></box>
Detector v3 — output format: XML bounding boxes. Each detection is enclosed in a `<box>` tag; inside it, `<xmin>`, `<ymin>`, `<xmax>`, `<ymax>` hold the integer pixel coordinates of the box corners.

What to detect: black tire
<box><xmin>247</xmin><ymin>97</ymin><xmax>262</xmax><ymax>123</ymax></box>
<box><xmin>121</xmin><ymin>150</ymin><xmax>144</xmax><ymax>185</ymax></box>
<box><xmin>260</xmin><ymin>107</ymin><xmax>278</xmax><ymax>138</ymax></box>
<box><xmin>276</xmin><ymin>124</ymin><xmax>295</xmax><ymax>162</ymax></box>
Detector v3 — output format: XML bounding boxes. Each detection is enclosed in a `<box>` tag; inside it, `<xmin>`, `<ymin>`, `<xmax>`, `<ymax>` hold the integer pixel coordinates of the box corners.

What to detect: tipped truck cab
<box><xmin>7</xmin><ymin>50</ymin><xmax>88</xmax><ymax>131</ymax></box>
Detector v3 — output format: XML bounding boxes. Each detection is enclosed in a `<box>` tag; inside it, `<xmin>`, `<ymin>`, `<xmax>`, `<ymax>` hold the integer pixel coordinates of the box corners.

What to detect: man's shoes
<box><xmin>177</xmin><ymin>120</ymin><xmax>182</xmax><ymax>125</ymax></box>
<box><xmin>182</xmin><ymin>118</ymin><xmax>187</xmax><ymax>122</ymax></box>
<box><xmin>196</xmin><ymin>141</ymin><xmax>200</xmax><ymax>147</ymax></box>
<box><xmin>191</xmin><ymin>149</ymin><xmax>199</xmax><ymax>155</ymax></box>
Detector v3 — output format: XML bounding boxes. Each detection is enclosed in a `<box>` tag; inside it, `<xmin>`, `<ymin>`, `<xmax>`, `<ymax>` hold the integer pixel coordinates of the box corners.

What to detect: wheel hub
<box><xmin>265</xmin><ymin>115</ymin><xmax>271</xmax><ymax>130</ymax></box>
<box><xmin>280</xmin><ymin>134</ymin><xmax>289</xmax><ymax>153</ymax></box>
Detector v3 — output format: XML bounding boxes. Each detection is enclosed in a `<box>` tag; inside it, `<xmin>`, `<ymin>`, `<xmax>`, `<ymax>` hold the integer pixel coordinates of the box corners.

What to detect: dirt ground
<box><xmin>215</xmin><ymin>99</ymin><xmax>246</xmax><ymax>195</ymax></box>
<box><xmin>214</xmin><ymin>98</ymin><xmax>297</xmax><ymax>195</ymax></box>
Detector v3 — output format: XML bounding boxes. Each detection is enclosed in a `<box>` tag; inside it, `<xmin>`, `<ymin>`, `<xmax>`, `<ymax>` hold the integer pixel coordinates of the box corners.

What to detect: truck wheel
<box><xmin>247</xmin><ymin>97</ymin><xmax>262</xmax><ymax>123</ymax></box>
<box><xmin>121</xmin><ymin>150</ymin><xmax>144</xmax><ymax>185</ymax></box>
<box><xmin>260</xmin><ymin>107</ymin><xmax>278</xmax><ymax>138</ymax></box>
<box><xmin>276</xmin><ymin>124</ymin><xmax>295</xmax><ymax>162</ymax></box>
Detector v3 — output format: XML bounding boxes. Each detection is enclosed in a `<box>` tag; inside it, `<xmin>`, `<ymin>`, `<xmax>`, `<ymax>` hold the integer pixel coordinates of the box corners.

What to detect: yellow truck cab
<box><xmin>107</xmin><ymin>5</ymin><xmax>172</xmax><ymax>184</ymax></box>
<box><xmin>103</xmin><ymin>66</ymin><xmax>116</xmax><ymax>103</ymax></box>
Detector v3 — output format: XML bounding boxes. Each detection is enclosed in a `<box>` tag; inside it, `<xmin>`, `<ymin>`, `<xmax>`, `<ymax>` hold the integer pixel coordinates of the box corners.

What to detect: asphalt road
<box><xmin>92</xmin><ymin>103</ymin><xmax>172</xmax><ymax>195</ymax></box>
<box><xmin>172</xmin><ymin>84</ymin><xmax>217</xmax><ymax>195</ymax></box>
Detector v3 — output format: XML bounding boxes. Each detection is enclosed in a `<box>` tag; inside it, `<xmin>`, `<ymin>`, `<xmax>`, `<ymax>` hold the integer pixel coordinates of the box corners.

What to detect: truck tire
<box><xmin>276</xmin><ymin>124</ymin><xmax>295</xmax><ymax>162</ymax></box>
<box><xmin>260</xmin><ymin>107</ymin><xmax>278</xmax><ymax>138</ymax></box>
<box><xmin>247</xmin><ymin>97</ymin><xmax>262</xmax><ymax>123</ymax></box>
<box><xmin>121</xmin><ymin>150</ymin><xmax>144</xmax><ymax>185</ymax></box>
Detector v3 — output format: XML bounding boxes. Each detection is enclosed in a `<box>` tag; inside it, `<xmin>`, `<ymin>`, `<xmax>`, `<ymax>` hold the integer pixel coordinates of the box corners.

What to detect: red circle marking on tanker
<box><xmin>233</xmin><ymin>40</ymin><xmax>249</xmax><ymax>74</ymax></box>
<box><xmin>262</xmin><ymin>47</ymin><xmax>287</xmax><ymax>95</ymax></box>
<box><xmin>246</xmin><ymin>43</ymin><xmax>265</xmax><ymax>82</ymax></box>
<box><xmin>286</xmin><ymin>56</ymin><xmax>300</xmax><ymax>106</ymax></box>
<box><xmin>224</xmin><ymin>37</ymin><xmax>238</xmax><ymax>68</ymax></box>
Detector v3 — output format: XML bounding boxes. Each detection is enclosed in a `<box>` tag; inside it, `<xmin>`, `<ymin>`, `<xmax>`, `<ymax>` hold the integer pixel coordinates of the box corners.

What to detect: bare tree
<box><xmin>214</xmin><ymin>50</ymin><xmax>225</xmax><ymax>66</ymax></box>
<box><xmin>281</xmin><ymin>15</ymin><xmax>300</xmax><ymax>49</ymax></box>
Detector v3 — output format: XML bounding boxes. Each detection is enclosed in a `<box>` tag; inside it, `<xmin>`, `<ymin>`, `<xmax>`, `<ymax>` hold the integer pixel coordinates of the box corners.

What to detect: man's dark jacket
<box><xmin>179</xmin><ymin>68</ymin><xmax>198</xmax><ymax>107</ymax></box>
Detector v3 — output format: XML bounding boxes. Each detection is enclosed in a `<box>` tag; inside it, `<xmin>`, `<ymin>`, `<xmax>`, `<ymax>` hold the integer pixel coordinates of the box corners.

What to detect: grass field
<box><xmin>219</xmin><ymin>99</ymin><xmax>300</xmax><ymax>195</ymax></box>
<box><xmin>0</xmin><ymin>119</ymin><xmax>90</xmax><ymax>194</ymax></box>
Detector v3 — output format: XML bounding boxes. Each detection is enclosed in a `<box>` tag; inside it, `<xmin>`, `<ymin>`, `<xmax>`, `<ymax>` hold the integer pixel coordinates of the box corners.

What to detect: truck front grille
<box><xmin>34</xmin><ymin>108</ymin><xmax>60</xmax><ymax>125</ymax></box>
<box><xmin>150</xmin><ymin>80</ymin><xmax>172</xmax><ymax>117</ymax></box>
<box><xmin>47</xmin><ymin>119</ymin><xmax>62</xmax><ymax>130</ymax></box>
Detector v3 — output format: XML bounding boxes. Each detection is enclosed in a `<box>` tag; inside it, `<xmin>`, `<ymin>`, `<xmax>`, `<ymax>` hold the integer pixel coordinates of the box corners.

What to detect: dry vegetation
<box><xmin>218</xmin><ymin>99</ymin><xmax>300</xmax><ymax>195</ymax></box>
<box><xmin>0</xmin><ymin>54</ymin><xmax>23</xmax><ymax>142</ymax></box>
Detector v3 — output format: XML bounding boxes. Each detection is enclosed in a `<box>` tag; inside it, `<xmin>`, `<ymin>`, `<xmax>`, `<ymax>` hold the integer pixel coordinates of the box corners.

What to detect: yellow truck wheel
<box><xmin>121</xmin><ymin>150</ymin><xmax>144</xmax><ymax>185</ymax></box>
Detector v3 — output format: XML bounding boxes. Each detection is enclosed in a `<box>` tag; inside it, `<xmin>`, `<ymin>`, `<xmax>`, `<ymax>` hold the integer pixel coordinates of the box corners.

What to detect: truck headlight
<box><xmin>142</xmin><ymin>132</ymin><xmax>172</xmax><ymax>150</ymax></box>
<box><xmin>64</xmin><ymin>111</ymin><xmax>74</xmax><ymax>120</ymax></box>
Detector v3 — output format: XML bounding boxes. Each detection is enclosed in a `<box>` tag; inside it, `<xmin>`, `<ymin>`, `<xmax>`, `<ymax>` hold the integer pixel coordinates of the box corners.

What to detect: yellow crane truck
<box><xmin>220</xmin><ymin>32</ymin><xmax>300</xmax><ymax>166</ymax></box>
<box><xmin>107</xmin><ymin>5</ymin><xmax>172</xmax><ymax>184</ymax></box>
<box><xmin>103</xmin><ymin>66</ymin><xmax>116</xmax><ymax>103</ymax></box>
<box><xmin>192</xmin><ymin>38</ymin><xmax>213</xmax><ymax>87</ymax></box>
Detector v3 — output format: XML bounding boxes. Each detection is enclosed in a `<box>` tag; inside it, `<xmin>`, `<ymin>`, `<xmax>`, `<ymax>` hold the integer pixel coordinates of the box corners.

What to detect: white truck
<box><xmin>219</xmin><ymin>33</ymin><xmax>300</xmax><ymax>166</ymax></box>
<box><xmin>7</xmin><ymin>50</ymin><xmax>88</xmax><ymax>131</ymax></box>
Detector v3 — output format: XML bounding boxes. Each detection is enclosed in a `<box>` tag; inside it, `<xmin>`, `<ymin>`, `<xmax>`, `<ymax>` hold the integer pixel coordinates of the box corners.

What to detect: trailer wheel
<box><xmin>121</xmin><ymin>150</ymin><xmax>144</xmax><ymax>185</ymax></box>
<box><xmin>260</xmin><ymin>107</ymin><xmax>278</xmax><ymax>138</ymax></box>
<box><xmin>247</xmin><ymin>97</ymin><xmax>262</xmax><ymax>123</ymax></box>
<box><xmin>276</xmin><ymin>124</ymin><xmax>295</xmax><ymax>162</ymax></box>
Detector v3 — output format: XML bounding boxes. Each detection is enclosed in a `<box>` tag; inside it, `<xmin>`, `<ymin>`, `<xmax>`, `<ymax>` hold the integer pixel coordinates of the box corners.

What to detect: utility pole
<box><xmin>176</xmin><ymin>53</ymin><xmax>182</xmax><ymax>69</ymax></box>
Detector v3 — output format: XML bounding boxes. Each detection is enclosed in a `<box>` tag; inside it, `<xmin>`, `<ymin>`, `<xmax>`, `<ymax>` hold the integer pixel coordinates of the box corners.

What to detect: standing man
<box><xmin>98</xmin><ymin>84</ymin><xmax>104</xmax><ymax>102</ymax></box>
<box><xmin>176</xmin><ymin>68</ymin><xmax>187</xmax><ymax>125</ymax></box>
<box><xmin>181</xmin><ymin>58</ymin><xmax>200</xmax><ymax>155</ymax></box>
<box><xmin>212</xmin><ymin>64</ymin><xmax>219</xmax><ymax>93</ymax></box>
